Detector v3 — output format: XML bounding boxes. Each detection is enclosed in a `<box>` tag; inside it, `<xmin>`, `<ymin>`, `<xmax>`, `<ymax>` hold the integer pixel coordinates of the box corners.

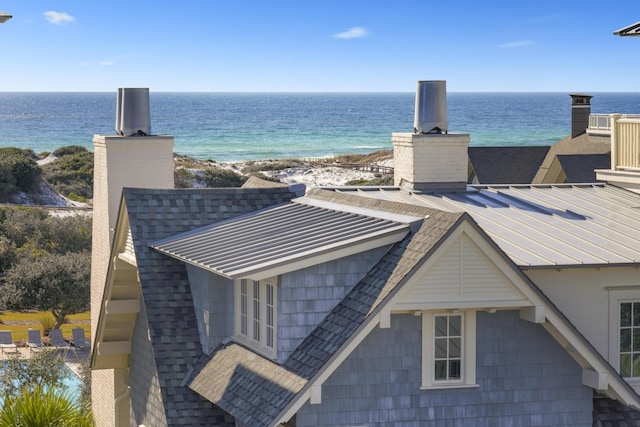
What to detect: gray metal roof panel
<box><xmin>151</xmin><ymin>199</ymin><xmax>419</xmax><ymax>279</ymax></box>
<box><xmin>335</xmin><ymin>184</ymin><xmax>640</xmax><ymax>268</ymax></box>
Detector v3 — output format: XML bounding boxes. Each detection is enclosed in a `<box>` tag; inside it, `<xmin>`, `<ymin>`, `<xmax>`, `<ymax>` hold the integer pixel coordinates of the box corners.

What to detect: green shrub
<box><xmin>41</xmin><ymin>151</ymin><xmax>93</xmax><ymax>199</ymax></box>
<box><xmin>175</xmin><ymin>168</ymin><xmax>195</xmax><ymax>188</ymax></box>
<box><xmin>345</xmin><ymin>175</ymin><xmax>394</xmax><ymax>186</ymax></box>
<box><xmin>39</xmin><ymin>312</ymin><xmax>57</xmax><ymax>333</ymax></box>
<box><xmin>0</xmin><ymin>148</ymin><xmax>41</xmax><ymax>195</ymax></box>
<box><xmin>200</xmin><ymin>168</ymin><xmax>247</xmax><ymax>188</ymax></box>
<box><xmin>241</xmin><ymin>161</ymin><xmax>301</xmax><ymax>174</ymax></box>
<box><xmin>0</xmin><ymin>385</ymin><xmax>93</xmax><ymax>427</ymax></box>
<box><xmin>52</xmin><ymin>145</ymin><xmax>89</xmax><ymax>157</ymax></box>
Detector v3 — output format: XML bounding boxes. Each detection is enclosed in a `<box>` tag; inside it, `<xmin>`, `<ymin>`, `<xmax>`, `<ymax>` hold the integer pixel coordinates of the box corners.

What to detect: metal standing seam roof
<box><xmin>151</xmin><ymin>197</ymin><xmax>424</xmax><ymax>279</ymax></box>
<box><xmin>333</xmin><ymin>184</ymin><xmax>640</xmax><ymax>268</ymax></box>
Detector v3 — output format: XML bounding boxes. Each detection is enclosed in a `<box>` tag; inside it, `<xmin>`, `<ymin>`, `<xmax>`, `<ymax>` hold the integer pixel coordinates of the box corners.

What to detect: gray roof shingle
<box><xmin>468</xmin><ymin>146</ymin><xmax>550</xmax><ymax>184</ymax></box>
<box><xmin>184</xmin><ymin>190</ymin><xmax>464</xmax><ymax>426</ymax></box>
<box><xmin>124</xmin><ymin>187</ymin><xmax>298</xmax><ymax>426</ymax></box>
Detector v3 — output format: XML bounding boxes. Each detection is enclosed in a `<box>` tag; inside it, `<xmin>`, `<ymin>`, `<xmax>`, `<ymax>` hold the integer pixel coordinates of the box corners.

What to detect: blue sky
<box><xmin>0</xmin><ymin>0</ymin><xmax>638</xmax><ymax>92</ymax></box>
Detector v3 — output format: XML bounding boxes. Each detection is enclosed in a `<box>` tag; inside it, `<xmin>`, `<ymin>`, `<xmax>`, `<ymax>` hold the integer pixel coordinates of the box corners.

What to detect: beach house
<box><xmin>91</xmin><ymin>84</ymin><xmax>640</xmax><ymax>426</ymax></box>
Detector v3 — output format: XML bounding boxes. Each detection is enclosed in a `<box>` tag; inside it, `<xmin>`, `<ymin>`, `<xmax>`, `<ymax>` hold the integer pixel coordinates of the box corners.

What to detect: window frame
<box><xmin>421</xmin><ymin>310</ymin><xmax>477</xmax><ymax>389</ymax></box>
<box><xmin>235</xmin><ymin>277</ymin><xmax>277</xmax><ymax>359</ymax></box>
<box><xmin>609</xmin><ymin>288</ymin><xmax>640</xmax><ymax>384</ymax></box>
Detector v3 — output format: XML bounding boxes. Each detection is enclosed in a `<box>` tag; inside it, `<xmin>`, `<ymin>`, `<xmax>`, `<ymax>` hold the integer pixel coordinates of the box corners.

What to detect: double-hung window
<box><xmin>236</xmin><ymin>278</ymin><xmax>277</xmax><ymax>358</ymax></box>
<box><xmin>422</xmin><ymin>310</ymin><xmax>477</xmax><ymax>389</ymax></box>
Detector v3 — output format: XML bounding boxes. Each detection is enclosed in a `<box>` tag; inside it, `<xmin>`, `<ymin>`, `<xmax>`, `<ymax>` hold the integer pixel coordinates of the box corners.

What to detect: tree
<box><xmin>0</xmin><ymin>208</ymin><xmax>91</xmax><ymax>264</ymax></box>
<box><xmin>0</xmin><ymin>351</ymin><xmax>68</xmax><ymax>397</ymax></box>
<box><xmin>0</xmin><ymin>252</ymin><xmax>90</xmax><ymax>329</ymax></box>
<box><xmin>0</xmin><ymin>352</ymin><xmax>93</xmax><ymax>426</ymax></box>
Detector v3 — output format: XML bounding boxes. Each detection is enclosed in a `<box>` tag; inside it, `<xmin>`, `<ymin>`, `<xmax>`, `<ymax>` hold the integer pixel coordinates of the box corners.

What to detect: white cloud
<box><xmin>333</xmin><ymin>27</ymin><xmax>368</xmax><ymax>39</ymax></box>
<box><xmin>497</xmin><ymin>40</ymin><xmax>534</xmax><ymax>48</ymax></box>
<box><xmin>100</xmin><ymin>61</ymin><xmax>115</xmax><ymax>66</ymax></box>
<box><xmin>43</xmin><ymin>11</ymin><xmax>74</xmax><ymax>25</ymax></box>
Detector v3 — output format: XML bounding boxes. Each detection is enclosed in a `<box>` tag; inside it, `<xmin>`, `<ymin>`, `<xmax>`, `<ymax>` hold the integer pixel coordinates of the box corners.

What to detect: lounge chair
<box><xmin>71</xmin><ymin>327</ymin><xmax>90</xmax><ymax>350</ymax></box>
<box><xmin>0</xmin><ymin>330</ymin><xmax>18</xmax><ymax>354</ymax></box>
<box><xmin>27</xmin><ymin>329</ymin><xmax>46</xmax><ymax>354</ymax></box>
<box><xmin>48</xmin><ymin>329</ymin><xmax>72</xmax><ymax>358</ymax></box>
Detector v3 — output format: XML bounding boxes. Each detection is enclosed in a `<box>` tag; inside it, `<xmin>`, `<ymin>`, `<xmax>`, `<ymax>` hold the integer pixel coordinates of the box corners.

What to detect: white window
<box><xmin>619</xmin><ymin>301</ymin><xmax>640</xmax><ymax>378</ymax></box>
<box><xmin>422</xmin><ymin>310</ymin><xmax>477</xmax><ymax>389</ymax></box>
<box><xmin>235</xmin><ymin>278</ymin><xmax>277</xmax><ymax>358</ymax></box>
<box><xmin>609</xmin><ymin>289</ymin><xmax>640</xmax><ymax>383</ymax></box>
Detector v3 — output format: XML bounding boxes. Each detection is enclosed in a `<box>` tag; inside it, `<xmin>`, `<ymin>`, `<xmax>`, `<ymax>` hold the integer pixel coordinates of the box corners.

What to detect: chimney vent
<box><xmin>116</xmin><ymin>88</ymin><xmax>151</xmax><ymax>136</ymax></box>
<box><xmin>414</xmin><ymin>80</ymin><xmax>447</xmax><ymax>134</ymax></box>
<box><xmin>569</xmin><ymin>93</ymin><xmax>592</xmax><ymax>138</ymax></box>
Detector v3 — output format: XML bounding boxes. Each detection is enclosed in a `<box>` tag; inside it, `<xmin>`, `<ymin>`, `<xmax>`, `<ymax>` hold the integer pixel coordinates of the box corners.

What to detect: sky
<box><xmin>0</xmin><ymin>0</ymin><xmax>638</xmax><ymax>92</ymax></box>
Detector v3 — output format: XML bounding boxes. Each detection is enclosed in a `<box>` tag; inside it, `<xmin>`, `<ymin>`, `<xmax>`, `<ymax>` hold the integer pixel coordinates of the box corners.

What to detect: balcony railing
<box><xmin>610</xmin><ymin>114</ymin><xmax>640</xmax><ymax>170</ymax></box>
<box><xmin>589</xmin><ymin>114</ymin><xmax>640</xmax><ymax>133</ymax></box>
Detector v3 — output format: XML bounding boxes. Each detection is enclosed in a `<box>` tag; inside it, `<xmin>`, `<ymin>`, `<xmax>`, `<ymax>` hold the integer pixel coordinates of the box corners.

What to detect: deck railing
<box><xmin>610</xmin><ymin>114</ymin><xmax>640</xmax><ymax>170</ymax></box>
<box><xmin>589</xmin><ymin>114</ymin><xmax>640</xmax><ymax>133</ymax></box>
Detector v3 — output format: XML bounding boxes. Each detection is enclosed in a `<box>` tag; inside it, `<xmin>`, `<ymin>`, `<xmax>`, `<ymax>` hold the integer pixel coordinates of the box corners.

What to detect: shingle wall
<box><xmin>186</xmin><ymin>265</ymin><xmax>234</xmax><ymax>353</ymax></box>
<box><xmin>295</xmin><ymin>310</ymin><xmax>592</xmax><ymax>427</ymax></box>
<box><xmin>129</xmin><ymin>301</ymin><xmax>168</xmax><ymax>427</ymax></box>
<box><xmin>277</xmin><ymin>246</ymin><xmax>390</xmax><ymax>364</ymax></box>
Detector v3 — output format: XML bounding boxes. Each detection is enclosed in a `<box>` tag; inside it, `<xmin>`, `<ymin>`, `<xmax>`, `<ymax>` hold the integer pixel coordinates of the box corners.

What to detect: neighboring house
<box><xmin>468</xmin><ymin>94</ymin><xmax>612</xmax><ymax>185</ymax></box>
<box><xmin>91</xmin><ymin>86</ymin><xmax>640</xmax><ymax>426</ymax></box>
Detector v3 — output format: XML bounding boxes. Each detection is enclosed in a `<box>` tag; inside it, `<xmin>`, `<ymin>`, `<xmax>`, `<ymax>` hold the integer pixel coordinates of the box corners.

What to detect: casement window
<box><xmin>619</xmin><ymin>301</ymin><xmax>640</xmax><ymax>378</ymax></box>
<box><xmin>608</xmin><ymin>289</ymin><xmax>640</xmax><ymax>386</ymax></box>
<box><xmin>422</xmin><ymin>310</ymin><xmax>477</xmax><ymax>389</ymax></box>
<box><xmin>609</xmin><ymin>289</ymin><xmax>640</xmax><ymax>382</ymax></box>
<box><xmin>235</xmin><ymin>278</ymin><xmax>277</xmax><ymax>358</ymax></box>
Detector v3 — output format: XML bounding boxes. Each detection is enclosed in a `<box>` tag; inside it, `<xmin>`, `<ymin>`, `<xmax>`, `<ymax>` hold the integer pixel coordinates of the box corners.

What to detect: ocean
<box><xmin>0</xmin><ymin>92</ymin><xmax>639</xmax><ymax>163</ymax></box>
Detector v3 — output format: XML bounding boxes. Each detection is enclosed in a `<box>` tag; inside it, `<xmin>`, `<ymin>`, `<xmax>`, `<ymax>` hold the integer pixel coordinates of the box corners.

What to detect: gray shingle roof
<box><xmin>468</xmin><ymin>146</ymin><xmax>550</xmax><ymax>184</ymax></box>
<box><xmin>184</xmin><ymin>190</ymin><xmax>464</xmax><ymax>426</ymax></box>
<box><xmin>189</xmin><ymin>342</ymin><xmax>306</xmax><ymax>427</ymax></box>
<box><xmin>556</xmin><ymin>153</ymin><xmax>610</xmax><ymax>183</ymax></box>
<box><xmin>124</xmin><ymin>187</ymin><xmax>298</xmax><ymax>426</ymax></box>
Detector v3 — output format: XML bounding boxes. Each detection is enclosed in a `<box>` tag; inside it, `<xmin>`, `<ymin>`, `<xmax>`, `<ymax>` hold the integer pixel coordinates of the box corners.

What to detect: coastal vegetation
<box><xmin>40</xmin><ymin>146</ymin><xmax>94</xmax><ymax>202</ymax></box>
<box><xmin>0</xmin><ymin>148</ymin><xmax>41</xmax><ymax>201</ymax></box>
<box><xmin>0</xmin><ymin>351</ymin><xmax>92</xmax><ymax>426</ymax></box>
<box><xmin>0</xmin><ymin>207</ymin><xmax>91</xmax><ymax>329</ymax></box>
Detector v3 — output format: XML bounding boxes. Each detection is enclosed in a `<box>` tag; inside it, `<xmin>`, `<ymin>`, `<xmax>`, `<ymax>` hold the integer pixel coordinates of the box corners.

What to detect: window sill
<box><xmin>420</xmin><ymin>383</ymin><xmax>479</xmax><ymax>390</ymax></box>
<box><xmin>233</xmin><ymin>335</ymin><xmax>277</xmax><ymax>361</ymax></box>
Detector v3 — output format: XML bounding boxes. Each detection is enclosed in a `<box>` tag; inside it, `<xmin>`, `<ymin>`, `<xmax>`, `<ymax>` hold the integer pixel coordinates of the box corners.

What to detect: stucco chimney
<box><xmin>393</xmin><ymin>81</ymin><xmax>470</xmax><ymax>191</ymax></box>
<box><xmin>90</xmin><ymin>88</ymin><xmax>174</xmax><ymax>427</ymax></box>
<box><xmin>570</xmin><ymin>93</ymin><xmax>592</xmax><ymax>138</ymax></box>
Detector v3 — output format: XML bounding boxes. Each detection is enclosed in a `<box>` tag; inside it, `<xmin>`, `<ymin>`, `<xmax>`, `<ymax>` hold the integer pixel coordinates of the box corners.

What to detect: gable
<box><xmin>394</xmin><ymin>223</ymin><xmax>530</xmax><ymax>311</ymax></box>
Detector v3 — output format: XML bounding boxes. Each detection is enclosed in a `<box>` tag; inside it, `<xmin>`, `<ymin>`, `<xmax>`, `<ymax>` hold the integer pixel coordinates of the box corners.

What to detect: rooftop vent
<box><xmin>115</xmin><ymin>88</ymin><xmax>151</xmax><ymax>136</ymax></box>
<box><xmin>414</xmin><ymin>80</ymin><xmax>447</xmax><ymax>134</ymax></box>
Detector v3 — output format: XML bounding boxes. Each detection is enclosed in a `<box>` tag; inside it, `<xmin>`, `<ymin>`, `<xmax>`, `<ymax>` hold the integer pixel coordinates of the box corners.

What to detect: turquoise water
<box><xmin>0</xmin><ymin>92</ymin><xmax>639</xmax><ymax>162</ymax></box>
<box><xmin>0</xmin><ymin>363</ymin><xmax>82</xmax><ymax>406</ymax></box>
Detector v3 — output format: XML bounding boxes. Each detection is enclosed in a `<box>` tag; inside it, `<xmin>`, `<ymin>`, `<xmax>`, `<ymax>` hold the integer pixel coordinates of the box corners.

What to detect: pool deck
<box><xmin>0</xmin><ymin>345</ymin><xmax>90</xmax><ymax>376</ymax></box>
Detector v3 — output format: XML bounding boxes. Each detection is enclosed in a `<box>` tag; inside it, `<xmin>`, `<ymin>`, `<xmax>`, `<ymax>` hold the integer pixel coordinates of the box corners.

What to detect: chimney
<box><xmin>570</xmin><ymin>93</ymin><xmax>592</xmax><ymax>138</ymax></box>
<box><xmin>393</xmin><ymin>80</ymin><xmax>470</xmax><ymax>191</ymax></box>
<box><xmin>90</xmin><ymin>88</ymin><xmax>174</xmax><ymax>427</ymax></box>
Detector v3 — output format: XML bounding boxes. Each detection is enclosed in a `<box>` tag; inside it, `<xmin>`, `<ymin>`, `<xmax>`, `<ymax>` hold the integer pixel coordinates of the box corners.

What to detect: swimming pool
<box><xmin>0</xmin><ymin>363</ymin><xmax>83</xmax><ymax>406</ymax></box>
